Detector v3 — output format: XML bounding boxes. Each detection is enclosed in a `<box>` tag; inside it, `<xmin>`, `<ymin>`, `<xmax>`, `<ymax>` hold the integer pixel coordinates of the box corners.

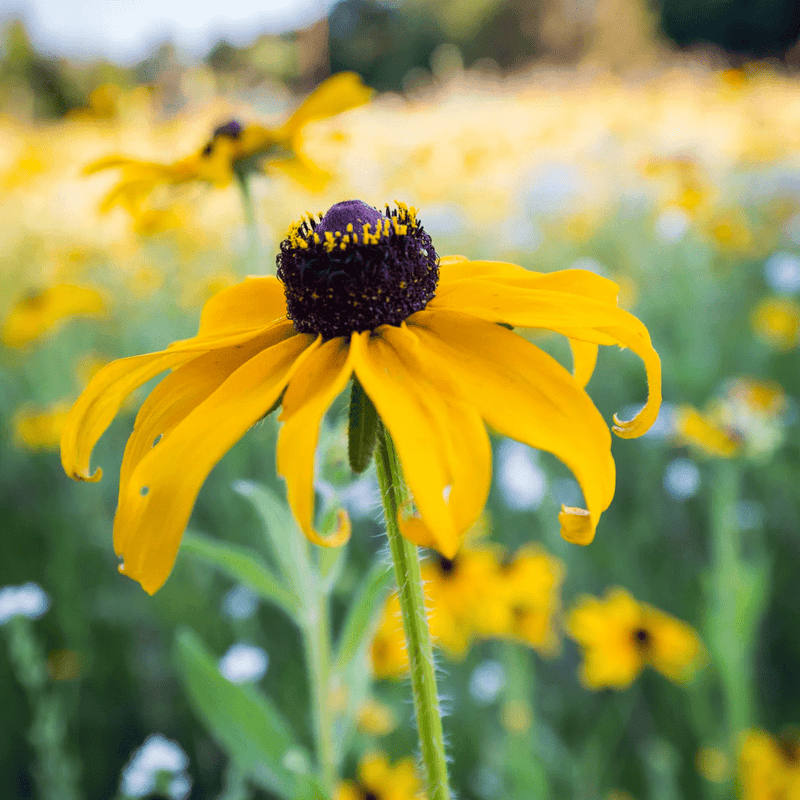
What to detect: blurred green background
<box><xmin>3</xmin><ymin>0</ymin><xmax>800</xmax><ymax>798</ymax></box>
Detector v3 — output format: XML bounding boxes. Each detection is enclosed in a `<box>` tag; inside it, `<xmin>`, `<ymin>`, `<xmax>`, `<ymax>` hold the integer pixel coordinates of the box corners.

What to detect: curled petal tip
<box><xmin>71</xmin><ymin>467</ymin><xmax>103</xmax><ymax>483</ymax></box>
<box><xmin>559</xmin><ymin>505</ymin><xmax>596</xmax><ymax>545</ymax></box>
<box><xmin>302</xmin><ymin>507</ymin><xmax>351</xmax><ymax>549</ymax></box>
<box><xmin>612</xmin><ymin>407</ymin><xmax>657</xmax><ymax>439</ymax></box>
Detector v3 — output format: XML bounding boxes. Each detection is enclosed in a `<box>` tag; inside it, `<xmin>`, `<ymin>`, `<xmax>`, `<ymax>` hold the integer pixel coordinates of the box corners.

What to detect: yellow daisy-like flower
<box><xmin>739</xmin><ymin>729</ymin><xmax>800</xmax><ymax>800</ymax></box>
<box><xmin>566</xmin><ymin>588</ymin><xmax>704</xmax><ymax>690</ymax></box>
<box><xmin>61</xmin><ymin>199</ymin><xmax>660</xmax><ymax>594</ymax></box>
<box><xmin>2</xmin><ymin>284</ymin><xmax>105</xmax><ymax>348</ymax></box>
<box><xmin>85</xmin><ymin>72</ymin><xmax>372</xmax><ymax>217</ymax></box>
<box><xmin>335</xmin><ymin>752</ymin><xmax>425</xmax><ymax>800</ymax></box>
<box><xmin>493</xmin><ymin>545</ymin><xmax>564</xmax><ymax>653</ymax></box>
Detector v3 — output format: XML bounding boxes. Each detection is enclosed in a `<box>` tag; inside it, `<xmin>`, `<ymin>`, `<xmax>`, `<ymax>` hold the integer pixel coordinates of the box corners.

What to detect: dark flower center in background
<box><xmin>277</xmin><ymin>199</ymin><xmax>439</xmax><ymax>339</ymax></box>
<box><xmin>362</xmin><ymin>791</ymin><xmax>380</xmax><ymax>800</ymax></box>
<box><xmin>201</xmin><ymin>119</ymin><xmax>243</xmax><ymax>156</ymax></box>
<box><xmin>632</xmin><ymin>627</ymin><xmax>651</xmax><ymax>647</ymax></box>
<box><xmin>437</xmin><ymin>554</ymin><xmax>457</xmax><ymax>576</ymax></box>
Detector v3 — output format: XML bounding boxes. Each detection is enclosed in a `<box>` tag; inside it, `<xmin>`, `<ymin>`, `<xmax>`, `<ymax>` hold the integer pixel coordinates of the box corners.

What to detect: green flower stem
<box><xmin>374</xmin><ymin>425</ymin><xmax>452</xmax><ymax>800</ymax></box>
<box><xmin>300</xmin><ymin>584</ymin><xmax>337</xmax><ymax>796</ymax></box>
<box><xmin>708</xmin><ymin>459</ymin><xmax>755</xmax><ymax>751</ymax></box>
<box><xmin>233</xmin><ymin>168</ymin><xmax>260</xmax><ymax>271</ymax></box>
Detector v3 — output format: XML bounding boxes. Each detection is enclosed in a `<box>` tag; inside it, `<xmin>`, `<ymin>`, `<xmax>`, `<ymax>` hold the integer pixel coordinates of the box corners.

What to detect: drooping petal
<box><xmin>114</xmin><ymin>333</ymin><xmax>316</xmax><ymax>594</ymax></box>
<box><xmin>408</xmin><ymin>309</ymin><xmax>615</xmax><ymax>545</ymax></box>
<box><xmin>276</xmin><ymin>337</ymin><xmax>354</xmax><ymax>548</ymax></box>
<box><xmin>351</xmin><ymin>326</ymin><xmax>492</xmax><ymax>557</ymax></box>
<box><xmin>278</xmin><ymin>72</ymin><xmax>373</xmax><ymax>139</ymax></box>
<box><xmin>429</xmin><ymin>275</ymin><xmax>661</xmax><ymax>438</ymax></box>
<box><xmin>268</xmin><ymin>152</ymin><xmax>332</xmax><ymax>193</ymax></box>
<box><xmin>118</xmin><ymin>324</ymin><xmax>296</xmax><ymax>491</ymax></box>
<box><xmin>570</xmin><ymin>339</ymin><xmax>599</xmax><ymax>388</ymax></box>
<box><xmin>195</xmin><ymin>276</ymin><xmax>287</xmax><ymax>338</ymax></box>
<box><xmin>61</xmin><ymin>350</ymin><xmax>197</xmax><ymax>482</ymax></box>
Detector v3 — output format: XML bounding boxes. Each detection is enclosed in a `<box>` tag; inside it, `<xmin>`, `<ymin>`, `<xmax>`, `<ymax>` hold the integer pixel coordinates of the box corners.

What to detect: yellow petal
<box><xmin>268</xmin><ymin>152</ymin><xmax>332</xmax><ymax>193</ymax></box>
<box><xmin>570</xmin><ymin>339</ymin><xmax>599</xmax><ymax>388</ymax></box>
<box><xmin>429</xmin><ymin>275</ymin><xmax>661</xmax><ymax>438</ymax></box>
<box><xmin>118</xmin><ymin>325</ymin><xmax>296</xmax><ymax>492</ymax></box>
<box><xmin>195</xmin><ymin>277</ymin><xmax>287</xmax><ymax>338</ymax></box>
<box><xmin>115</xmin><ymin>333</ymin><xmax>315</xmax><ymax>594</ymax></box>
<box><xmin>61</xmin><ymin>350</ymin><xmax>197</xmax><ymax>482</ymax></box>
<box><xmin>279</xmin><ymin>72</ymin><xmax>373</xmax><ymax>138</ymax></box>
<box><xmin>2</xmin><ymin>284</ymin><xmax>106</xmax><ymax>348</ymax></box>
<box><xmin>276</xmin><ymin>337</ymin><xmax>354</xmax><ymax>549</ymax></box>
<box><xmin>409</xmin><ymin>309</ymin><xmax>615</xmax><ymax>546</ymax></box>
<box><xmin>674</xmin><ymin>405</ymin><xmax>739</xmax><ymax>457</ymax></box>
<box><xmin>351</xmin><ymin>325</ymin><xmax>491</xmax><ymax>558</ymax></box>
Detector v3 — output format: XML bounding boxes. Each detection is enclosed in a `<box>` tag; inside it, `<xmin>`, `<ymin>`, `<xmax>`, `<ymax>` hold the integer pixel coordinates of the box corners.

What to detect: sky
<box><xmin>1</xmin><ymin>0</ymin><xmax>334</xmax><ymax>63</ymax></box>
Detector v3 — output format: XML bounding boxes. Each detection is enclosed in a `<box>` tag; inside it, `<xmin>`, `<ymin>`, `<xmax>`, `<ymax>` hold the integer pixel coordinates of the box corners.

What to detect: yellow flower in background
<box><xmin>675</xmin><ymin>405</ymin><xmax>740</xmax><ymax>458</ymax></box>
<box><xmin>751</xmin><ymin>297</ymin><xmax>800</xmax><ymax>351</ymax></box>
<box><xmin>85</xmin><ymin>72</ymin><xmax>373</xmax><ymax>218</ymax></box>
<box><xmin>13</xmin><ymin>402</ymin><xmax>72</xmax><ymax>451</ymax></box>
<box><xmin>2</xmin><ymin>284</ymin><xmax>105</xmax><ymax>348</ymax></box>
<box><xmin>567</xmin><ymin>588</ymin><xmax>704</xmax><ymax>690</ymax></box>
<box><xmin>61</xmin><ymin>199</ymin><xmax>660</xmax><ymax>594</ymax></box>
<box><xmin>494</xmin><ymin>545</ymin><xmax>563</xmax><ymax>653</ymax></box>
<box><xmin>708</xmin><ymin>210</ymin><xmax>753</xmax><ymax>252</ymax></box>
<box><xmin>677</xmin><ymin>378</ymin><xmax>788</xmax><ymax>462</ymax></box>
<box><xmin>739</xmin><ymin>729</ymin><xmax>800</xmax><ymax>800</ymax></box>
<box><xmin>371</xmin><ymin>543</ymin><xmax>563</xmax><ymax>676</ymax></box>
<box><xmin>371</xmin><ymin>592</ymin><xmax>411</xmax><ymax>681</ymax></box>
<box><xmin>336</xmin><ymin>752</ymin><xmax>425</xmax><ymax>800</ymax></box>
<box><xmin>356</xmin><ymin>698</ymin><xmax>398</xmax><ymax>737</ymax></box>
<box><xmin>696</xmin><ymin>745</ymin><xmax>730</xmax><ymax>783</ymax></box>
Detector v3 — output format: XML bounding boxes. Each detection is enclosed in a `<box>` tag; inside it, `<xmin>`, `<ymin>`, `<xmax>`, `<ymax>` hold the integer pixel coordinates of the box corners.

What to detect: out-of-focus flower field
<box><xmin>4</xmin><ymin>54</ymin><xmax>800</xmax><ymax>800</ymax></box>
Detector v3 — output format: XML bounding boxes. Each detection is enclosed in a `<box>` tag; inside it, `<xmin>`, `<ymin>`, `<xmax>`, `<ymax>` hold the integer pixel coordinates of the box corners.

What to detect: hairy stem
<box><xmin>374</xmin><ymin>424</ymin><xmax>452</xmax><ymax>800</ymax></box>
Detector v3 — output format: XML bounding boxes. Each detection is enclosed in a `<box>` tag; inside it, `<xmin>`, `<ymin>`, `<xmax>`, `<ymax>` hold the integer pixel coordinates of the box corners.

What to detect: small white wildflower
<box><xmin>498</xmin><ymin>440</ymin><xmax>546</xmax><ymax>511</ymax></box>
<box><xmin>469</xmin><ymin>660</ymin><xmax>506</xmax><ymax>704</ymax></box>
<box><xmin>0</xmin><ymin>583</ymin><xmax>50</xmax><ymax>624</ymax></box>
<box><xmin>219</xmin><ymin>643</ymin><xmax>269</xmax><ymax>684</ymax></box>
<box><xmin>663</xmin><ymin>458</ymin><xmax>701</xmax><ymax>501</ymax></box>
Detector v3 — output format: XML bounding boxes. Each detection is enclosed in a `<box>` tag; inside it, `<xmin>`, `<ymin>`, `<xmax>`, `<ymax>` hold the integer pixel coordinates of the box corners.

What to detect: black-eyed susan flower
<box><xmin>493</xmin><ymin>545</ymin><xmax>563</xmax><ymax>653</ymax></box>
<box><xmin>739</xmin><ymin>728</ymin><xmax>800</xmax><ymax>800</ymax></box>
<box><xmin>336</xmin><ymin>752</ymin><xmax>424</xmax><ymax>800</ymax></box>
<box><xmin>85</xmin><ymin>72</ymin><xmax>372</xmax><ymax>218</ymax></box>
<box><xmin>566</xmin><ymin>588</ymin><xmax>704</xmax><ymax>690</ymax></box>
<box><xmin>61</xmin><ymin>199</ymin><xmax>660</xmax><ymax>594</ymax></box>
<box><xmin>2</xmin><ymin>284</ymin><xmax>105</xmax><ymax>348</ymax></box>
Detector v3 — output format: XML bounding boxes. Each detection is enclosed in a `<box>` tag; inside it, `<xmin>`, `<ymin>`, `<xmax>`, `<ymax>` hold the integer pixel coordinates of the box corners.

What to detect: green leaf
<box><xmin>232</xmin><ymin>481</ymin><xmax>316</xmax><ymax>595</ymax></box>
<box><xmin>334</xmin><ymin>558</ymin><xmax>393</xmax><ymax>673</ymax></box>
<box><xmin>182</xmin><ymin>532</ymin><xmax>299</xmax><ymax>617</ymax></box>
<box><xmin>173</xmin><ymin>629</ymin><xmax>324</xmax><ymax>800</ymax></box>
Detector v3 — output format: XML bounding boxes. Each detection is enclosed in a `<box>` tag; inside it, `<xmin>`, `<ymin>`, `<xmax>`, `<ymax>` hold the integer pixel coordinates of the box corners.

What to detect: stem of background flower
<box><xmin>300</xmin><ymin>588</ymin><xmax>337</xmax><ymax>797</ymax></box>
<box><xmin>708</xmin><ymin>460</ymin><xmax>752</xmax><ymax>752</ymax></box>
<box><xmin>374</xmin><ymin>425</ymin><xmax>452</xmax><ymax>800</ymax></box>
<box><xmin>233</xmin><ymin>169</ymin><xmax>260</xmax><ymax>272</ymax></box>
<box><xmin>500</xmin><ymin>642</ymin><xmax>548</xmax><ymax>798</ymax></box>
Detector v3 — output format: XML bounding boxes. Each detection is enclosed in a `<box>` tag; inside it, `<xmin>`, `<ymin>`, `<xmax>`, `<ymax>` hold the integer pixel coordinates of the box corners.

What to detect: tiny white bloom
<box><xmin>219</xmin><ymin>643</ymin><xmax>269</xmax><ymax>684</ymax></box>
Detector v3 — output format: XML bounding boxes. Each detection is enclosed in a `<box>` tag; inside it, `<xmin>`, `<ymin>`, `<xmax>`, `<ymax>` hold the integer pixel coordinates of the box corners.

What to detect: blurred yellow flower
<box><xmin>61</xmin><ymin>200</ymin><xmax>660</xmax><ymax>594</ymax></box>
<box><xmin>675</xmin><ymin>406</ymin><xmax>740</xmax><ymax>458</ymax></box>
<box><xmin>13</xmin><ymin>402</ymin><xmax>71</xmax><ymax>451</ymax></box>
<box><xmin>751</xmin><ymin>297</ymin><xmax>800</xmax><ymax>351</ymax></box>
<box><xmin>677</xmin><ymin>378</ymin><xmax>788</xmax><ymax>462</ymax></box>
<box><xmin>371</xmin><ymin>543</ymin><xmax>563</xmax><ymax>677</ymax></box>
<box><xmin>336</xmin><ymin>752</ymin><xmax>425</xmax><ymax>800</ymax></box>
<box><xmin>566</xmin><ymin>588</ymin><xmax>704</xmax><ymax>690</ymax></box>
<box><xmin>85</xmin><ymin>71</ymin><xmax>373</xmax><ymax>218</ymax></box>
<box><xmin>356</xmin><ymin>698</ymin><xmax>398</xmax><ymax>737</ymax></box>
<box><xmin>494</xmin><ymin>545</ymin><xmax>563</xmax><ymax>653</ymax></box>
<box><xmin>739</xmin><ymin>729</ymin><xmax>800</xmax><ymax>800</ymax></box>
<box><xmin>708</xmin><ymin>211</ymin><xmax>753</xmax><ymax>252</ymax></box>
<box><xmin>696</xmin><ymin>745</ymin><xmax>730</xmax><ymax>783</ymax></box>
<box><xmin>2</xmin><ymin>284</ymin><xmax>105</xmax><ymax>348</ymax></box>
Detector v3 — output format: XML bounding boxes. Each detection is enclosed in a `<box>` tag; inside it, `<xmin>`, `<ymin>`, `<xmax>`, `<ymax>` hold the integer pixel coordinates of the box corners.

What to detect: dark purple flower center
<box><xmin>201</xmin><ymin>119</ymin><xmax>243</xmax><ymax>156</ymax></box>
<box><xmin>277</xmin><ymin>200</ymin><xmax>439</xmax><ymax>339</ymax></box>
